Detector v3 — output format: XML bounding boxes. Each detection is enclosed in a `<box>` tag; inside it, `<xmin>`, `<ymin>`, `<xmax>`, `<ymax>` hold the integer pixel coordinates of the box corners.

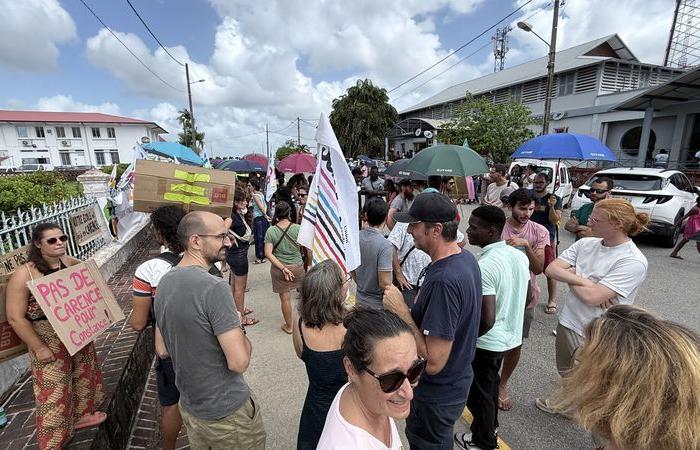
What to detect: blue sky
<box><xmin>0</xmin><ymin>0</ymin><xmax>676</xmax><ymax>156</ymax></box>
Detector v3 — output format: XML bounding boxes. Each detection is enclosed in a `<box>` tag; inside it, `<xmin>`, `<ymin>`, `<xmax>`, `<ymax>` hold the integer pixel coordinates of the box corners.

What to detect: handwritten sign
<box><xmin>0</xmin><ymin>274</ymin><xmax>28</xmax><ymax>362</ymax></box>
<box><xmin>69</xmin><ymin>207</ymin><xmax>103</xmax><ymax>246</ymax></box>
<box><xmin>0</xmin><ymin>246</ymin><xmax>30</xmax><ymax>277</ymax></box>
<box><xmin>27</xmin><ymin>260</ymin><xmax>124</xmax><ymax>355</ymax></box>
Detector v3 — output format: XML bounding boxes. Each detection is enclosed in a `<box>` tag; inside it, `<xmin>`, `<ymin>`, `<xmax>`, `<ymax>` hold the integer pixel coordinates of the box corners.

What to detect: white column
<box><xmin>669</xmin><ymin>113</ymin><xmax>687</xmax><ymax>169</ymax></box>
<box><xmin>637</xmin><ymin>106</ymin><xmax>654</xmax><ymax>167</ymax></box>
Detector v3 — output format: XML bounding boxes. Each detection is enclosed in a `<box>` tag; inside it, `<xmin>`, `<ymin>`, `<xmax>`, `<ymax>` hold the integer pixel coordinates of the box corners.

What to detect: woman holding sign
<box><xmin>6</xmin><ymin>223</ymin><xmax>106</xmax><ymax>450</ymax></box>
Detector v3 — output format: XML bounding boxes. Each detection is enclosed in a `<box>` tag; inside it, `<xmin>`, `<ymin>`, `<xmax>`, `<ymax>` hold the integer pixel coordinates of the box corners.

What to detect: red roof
<box><xmin>0</xmin><ymin>110</ymin><xmax>164</xmax><ymax>130</ymax></box>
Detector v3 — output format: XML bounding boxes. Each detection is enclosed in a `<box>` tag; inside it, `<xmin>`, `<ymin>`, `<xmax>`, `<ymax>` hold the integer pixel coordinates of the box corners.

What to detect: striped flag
<box><xmin>265</xmin><ymin>152</ymin><xmax>277</xmax><ymax>202</ymax></box>
<box><xmin>298</xmin><ymin>114</ymin><xmax>360</xmax><ymax>273</ymax></box>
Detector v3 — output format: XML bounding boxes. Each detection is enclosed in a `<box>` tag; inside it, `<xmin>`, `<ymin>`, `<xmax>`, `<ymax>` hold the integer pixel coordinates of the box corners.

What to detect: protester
<box><xmin>292</xmin><ymin>260</ymin><xmax>348</xmax><ymax>450</ymax></box>
<box><xmin>550</xmin><ymin>305</ymin><xmax>700</xmax><ymax>450</ymax></box>
<box><xmin>155</xmin><ymin>211</ymin><xmax>265</xmax><ymax>449</ymax></box>
<box><xmin>360</xmin><ymin>166</ymin><xmax>385</xmax><ymax>196</ymax></box>
<box><xmin>265</xmin><ymin>201</ymin><xmax>306</xmax><ymax>334</ymax></box>
<box><xmin>384</xmin><ymin>192</ymin><xmax>482</xmax><ymax>449</ymax></box>
<box><xmin>522</xmin><ymin>164</ymin><xmax>536</xmax><ymax>189</ymax></box>
<box><xmin>670</xmin><ymin>195</ymin><xmax>700</xmax><ymax>259</ymax></box>
<box><xmin>536</xmin><ymin>198</ymin><xmax>649</xmax><ymax>415</ymax></box>
<box><xmin>275</xmin><ymin>185</ymin><xmax>298</xmax><ymax>225</ymax></box>
<box><xmin>6</xmin><ymin>223</ymin><xmax>106</xmax><ymax>449</ymax></box>
<box><xmin>227</xmin><ymin>189</ymin><xmax>259</xmax><ymax>326</ymax></box>
<box><xmin>352</xmin><ymin>167</ymin><xmax>363</xmax><ymax>186</ymax></box>
<box><xmin>384</xmin><ymin>179</ymin><xmax>399</xmax><ymax>205</ymax></box>
<box><xmin>423</xmin><ymin>175</ymin><xmax>443</xmax><ymax>194</ymax></box>
<box><xmin>316</xmin><ymin>308</ymin><xmax>425</xmax><ymax>450</ymax></box>
<box><xmin>250</xmin><ymin>179</ymin><xmax>270</xmax><ymax>264</ymax></box>
<box><xmin>482</xmin><ymin>164</ymin><xmax>518</xmax><ymax>207</ymax></box>
<box><xmin>386</xmin><ymin>178</ymin><xmax>414</xmax><ymax>229</ymax></box>
<box><xmin>296</xmin><ymin>185</ymin><xmax>308</xmax><ymax>225</ymax></box>
<box><xmin>465</xmin><ymin>176</ymin><xmax>477</xmax><ymax>204</ymax></box>
<box><xmin>498</xmin><ymin>188</ymin><xmax>549</xmax><ymax>412</ymax></box>
<box><xmin>530</xmin><ymin>172</ymin><xmax>563</xmax><ymax>315</ymax></box>
<box><xmin>454</xmin><ymin>206</ymin><xmax>529</xmax><ymax>450</ymax></box>
<box><xmin>354</xmin><ymin>197</ymin><xmax>393</xmax><ymax>308</ymax></box>
<box><xmin>565</xmin><ymin>177</ymin><xmax>613</xmax><ymax>241</ymax></box>
<box><xmin>360</xmin><ymin>161</ymin><xmax>369</xmax><ymax>178</ymax></box>
<box><xmin>509</xmin><ymin>164</ymin><xmax>523</xmax><ymax>187</ymax></box>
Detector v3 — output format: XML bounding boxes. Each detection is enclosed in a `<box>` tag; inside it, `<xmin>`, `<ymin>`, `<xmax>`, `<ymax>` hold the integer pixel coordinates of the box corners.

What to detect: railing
<box><xmin>0</xmin><ymin>197</ymin><xmax>108</xmax><ymax>260</ymax></box>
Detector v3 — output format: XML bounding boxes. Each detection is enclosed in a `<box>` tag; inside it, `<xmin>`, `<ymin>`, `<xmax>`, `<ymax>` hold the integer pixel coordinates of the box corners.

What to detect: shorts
<box><xmin>155</xmin><ymin>357</ymin><xmax>180</xmax><ymax>406</ymax></box>
<box><xmin>226</xmin><ymin>245</ymin><xmax>250</xmax><ymax>277</ymax></box>
<box><xmin>555</xmin><ymin>322</ymin><xmax>584</xmax><ymax>376</ymax></box>
<box><xmin>522</xmin><ymin>307</ymin><xmax>534</xmax><ymax>339</ymax></box>
<box><xmin>406</xmin><ymin>399</ymin><xmax>466</xmax><ymax>450</ymax></box>
<box><xmin>543</xmin><ymin>243</ymin><xmax>557</xmax><ymax>270</ymax></box>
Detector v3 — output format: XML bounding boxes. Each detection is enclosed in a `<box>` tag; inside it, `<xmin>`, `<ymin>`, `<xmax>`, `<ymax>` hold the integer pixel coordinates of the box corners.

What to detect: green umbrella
<box><xmin>406</xmin><ymin>144</ymin><xmax>488</xmax><ymax>177</ymax></box>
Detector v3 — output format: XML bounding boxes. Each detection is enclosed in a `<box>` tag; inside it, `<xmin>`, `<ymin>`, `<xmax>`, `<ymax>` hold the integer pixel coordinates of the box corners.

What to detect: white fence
<box><xmin>0</xmin><ymin>197</ymin><xmax>108</xmax><ymax>260</ymax></box>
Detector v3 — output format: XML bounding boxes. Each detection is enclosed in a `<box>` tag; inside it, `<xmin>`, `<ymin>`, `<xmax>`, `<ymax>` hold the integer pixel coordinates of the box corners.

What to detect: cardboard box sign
<box><xmin>0</xmin><ymin>246</ymin><xmax>31</xmax><ymax>362</ymax></box>
<box><xmin>26</xmin><ymin>260</ymin><xmax>125</xmax><ymax>356</ymax></box>
<box><xmin>133</xmin><ymin>159</ymin><xmax>236</xmax><ymax>217</ymax></box>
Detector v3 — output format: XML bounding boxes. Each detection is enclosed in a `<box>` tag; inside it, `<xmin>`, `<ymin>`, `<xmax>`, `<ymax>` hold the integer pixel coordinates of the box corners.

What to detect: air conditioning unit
<box><xmin>423</xmin><ymin>130</ymin><xmax>434</xmax><ymax>139</ymax></box>
<box><xmin>551</xmin><ymin>111</ymin><xmax>566</xmax><ymax>121</ymax></box>
<box><xmin>61</xmin><ymin>140</ymin><xmax>71</xmax><ymax>147</ymax></box>
<box><xmin>21</xmin><ymin>140</ymin><xmax>30</xmax><ymax>147</ymax></box>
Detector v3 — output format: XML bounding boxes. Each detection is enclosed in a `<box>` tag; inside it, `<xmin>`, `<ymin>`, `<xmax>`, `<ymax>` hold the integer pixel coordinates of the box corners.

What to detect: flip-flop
<box><xmin>74</xmin><ymin>412</ymin><xmax>107</xmax><ymax>429</ymax></box>
<box><xmin>242</xmin><ymin>317</ymin><xmax>259</xmax><ymax>326</ymax></box>
<box><xmin>544</xmin><ymin>304</ymin><xmax>557</xmax><ymax>315</ymax></box>
<box><xmin>243</xmin><ymin>308</ymin><xmax>255</xmax><ymax>316</ymax></box>
<box><xmin>669</xmin><ymin>254</ymin><xmax>683</xmax><ymax>259</ymax></box>
<box><xmin>498</xmin><ymin>396</ymin><xmax>512</xmax><ymax>411</ymax></box>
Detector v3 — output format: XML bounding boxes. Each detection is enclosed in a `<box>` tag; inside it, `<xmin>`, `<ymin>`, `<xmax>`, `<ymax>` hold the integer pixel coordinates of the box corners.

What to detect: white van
<box><xmin>509</xmin><ymin>159</ymin><xmax>573</xmax><ymax>207</ymax></box>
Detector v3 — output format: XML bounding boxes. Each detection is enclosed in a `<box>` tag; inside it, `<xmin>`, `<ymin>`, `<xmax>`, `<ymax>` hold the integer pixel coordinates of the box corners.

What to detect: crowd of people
<box><xmin>4</xmin><ymin>162</ymin><xmax>700</xmax><ymax>450</ymax></box>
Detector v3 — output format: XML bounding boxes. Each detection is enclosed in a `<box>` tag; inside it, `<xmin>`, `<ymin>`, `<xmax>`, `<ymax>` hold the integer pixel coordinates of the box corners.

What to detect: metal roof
<box><xmin>0</xmin><ymin>110</ymin><xmax>167</xmax><ymax>132</ymax></box>
<box><xmin>614</xmin><ymin>65</ymin><xmax>700</xmax><ymax>111</ymax></box>
<box><xmin>400</xmin><ymin>34</ymin><xmax>639</xmax><ymax>114</ymax></box>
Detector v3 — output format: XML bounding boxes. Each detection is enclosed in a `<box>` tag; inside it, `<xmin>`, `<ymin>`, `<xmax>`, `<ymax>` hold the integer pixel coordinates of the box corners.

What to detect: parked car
<box><xmin>509</xmin><ymin>159</ymin><xmax>573</xmax><ymax>207</ymax></box>
<box><xmin>571</xmin><ymin>167</ymin><xmax>699</xmax><ymax>247</ymax></box>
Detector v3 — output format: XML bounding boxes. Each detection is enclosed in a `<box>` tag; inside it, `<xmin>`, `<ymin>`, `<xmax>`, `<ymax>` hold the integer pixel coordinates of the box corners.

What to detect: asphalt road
<box><xmin>240</xmin><ymin>204</ymin><xmax>700</xmax><ymax>450</ymax></box>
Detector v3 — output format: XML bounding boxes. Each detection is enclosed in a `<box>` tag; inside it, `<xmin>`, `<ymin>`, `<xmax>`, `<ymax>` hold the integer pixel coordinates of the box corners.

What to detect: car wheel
<box><xmin>661</xmin><ymin>213</ymin><xmax>683</xmax><ymax>248</ymax></box>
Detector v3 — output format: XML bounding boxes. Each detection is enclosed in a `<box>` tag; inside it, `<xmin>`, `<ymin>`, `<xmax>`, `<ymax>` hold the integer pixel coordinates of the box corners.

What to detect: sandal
<box><xmin>242</xmin><ymin>317</ymin><xmax>259</xmax><ymax>326</ymax></box>
<box><xmin>498</xmin><ymin>396</ymin><xmax>512</xmax><ymax>411</ymax></box>
<box><xmin>669</xmin><ymin>254</ymin><xmax>683</xmax><ymax>259</ymax></box>
<box><xmin>74</xmin><ymin>412</ymin><xmax>107</xmax><ymax>429</ymax></box>
<box><xmin>243</xmin><ymin>308</ymin><xmax>255</xmax><ymax>316</ymax></box>
<box><xmin>281</xmin><ymin>325</ymin><xmax>292</xmax><ymax>334</ymax></box>
<box><xmin>544</xmin><ymin>304</ymin><xmax>557</xmax><ymax>315</ymax></box>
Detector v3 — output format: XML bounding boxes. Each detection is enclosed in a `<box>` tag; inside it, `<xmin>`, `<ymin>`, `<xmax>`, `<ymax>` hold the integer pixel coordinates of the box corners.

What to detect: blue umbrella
<box><xmin>216</xmin><ymin>159</ymin><xmax>266</xmax><ymax>173</ymax></box>
<box><xmin>142</xmin><ymin>142</ymin><xmax>204</xmax><ymax>166</ymax></box>
<box><xmin>511</xmin><ymin>133</ymin><xmax>617</xmax><ymax>161</ymax></box>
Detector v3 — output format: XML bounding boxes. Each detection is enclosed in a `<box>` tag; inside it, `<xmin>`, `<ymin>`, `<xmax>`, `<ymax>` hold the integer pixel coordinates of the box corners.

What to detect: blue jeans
<box><xmin>253</xmin><ymin>216</ymin><xmax>269</xmax><ymax>261</ymax></box>
<box><xmin>406</xmin><ymin>399</ymin><xmax>466</xmax><ymax>450</ymax></box>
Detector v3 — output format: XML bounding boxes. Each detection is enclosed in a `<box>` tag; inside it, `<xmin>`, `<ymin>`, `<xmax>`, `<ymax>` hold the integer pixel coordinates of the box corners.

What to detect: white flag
<box><xmin>201</xmin><ymin>144</ymin><xmax>211</xmax><ymax>168</ymax></box>
<box><xmin>298</xmin><ymin>113</ymin><xmax>360</xmax><ymax>273</ymax></box>
<box><xmin>265</xmin><ymin>153</ymin><xmax>277</xmax><ymax>202</ymax></box>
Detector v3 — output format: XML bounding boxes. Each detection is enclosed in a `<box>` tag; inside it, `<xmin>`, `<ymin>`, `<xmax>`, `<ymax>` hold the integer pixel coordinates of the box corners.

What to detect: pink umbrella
<box><xmin>277</xmin><ymin>152</ymin><xmax>317</xmax><ymax>173</ymax></box>
<box><xmin>243</xmin><ymin>153</ymin><xmax>268</xmax><ymax>168</ymax></box>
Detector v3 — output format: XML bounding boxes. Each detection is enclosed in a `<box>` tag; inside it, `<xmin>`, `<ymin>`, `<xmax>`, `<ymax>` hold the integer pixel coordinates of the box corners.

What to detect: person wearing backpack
<box><xmin>265</xmin><ymin>201</ymin><xmax>306</xmax><ymax>334</ymax></box>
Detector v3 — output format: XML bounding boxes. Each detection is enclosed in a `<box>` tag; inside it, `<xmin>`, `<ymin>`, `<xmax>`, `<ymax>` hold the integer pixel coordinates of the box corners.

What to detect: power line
<box><xmin>387</xmin><ymin>0</ymin><xmax>535</xmax><ymax>94</ymax></box>
<box><xmin>124</xmin><ymin>0</ymin><xmax>185</xmax><ymax>66</ymax></box>
<box><xmin>78</xmin><ymin>0</ymin><xmax>186</xmax><ymax>92</ymax></box>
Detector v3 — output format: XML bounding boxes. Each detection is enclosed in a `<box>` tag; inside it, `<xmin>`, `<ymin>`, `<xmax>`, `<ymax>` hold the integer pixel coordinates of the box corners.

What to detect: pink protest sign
<box><xmin>26</xmin><ymin>260</ymin><xmax>125</xmax><ymax>356</ymax></box>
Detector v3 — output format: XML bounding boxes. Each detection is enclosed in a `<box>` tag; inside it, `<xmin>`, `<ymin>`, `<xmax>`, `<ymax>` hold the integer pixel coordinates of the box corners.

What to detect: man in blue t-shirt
<box><xmin>384</xmin><ymin>192</ymin><xmax>482</xmax><ymax>450</ymax></box>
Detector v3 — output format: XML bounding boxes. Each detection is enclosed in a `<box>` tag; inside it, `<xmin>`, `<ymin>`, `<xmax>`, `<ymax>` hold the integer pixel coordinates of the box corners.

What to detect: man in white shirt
<box><xmin>482</xmin><ymin>164</ymin><xmax>518</xmax><ymax>208</ymax></box>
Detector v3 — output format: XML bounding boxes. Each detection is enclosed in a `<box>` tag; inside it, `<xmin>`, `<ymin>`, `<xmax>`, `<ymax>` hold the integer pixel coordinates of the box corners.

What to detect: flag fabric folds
<box><xmin>298</xmin><ymin>114</ymin><xmax>360</xmax><ymax>273</ymax></box>
<box><xmin>265</xmin><ymin>153</ymin><xmax>277</xmax><ymax>202</ymax></box>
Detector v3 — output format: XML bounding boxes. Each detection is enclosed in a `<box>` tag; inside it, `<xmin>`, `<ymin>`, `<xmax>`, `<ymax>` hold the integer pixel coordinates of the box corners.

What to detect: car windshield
<box><xmin>586</xmin><ymin>174</ymin><xmax>663</xmax><ymax>191</ymax></box>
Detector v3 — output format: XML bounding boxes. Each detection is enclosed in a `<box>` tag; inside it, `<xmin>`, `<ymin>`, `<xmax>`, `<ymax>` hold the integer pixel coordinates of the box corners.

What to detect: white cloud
<box><xmin>36</xmin><ymin>95</ymin><xmax>122</xmax><ymax>115</ymax></box>
<box><xmin>0</xmin><ymin>0</ymin><xmax>76</xmax><ymax>72</ymax></box>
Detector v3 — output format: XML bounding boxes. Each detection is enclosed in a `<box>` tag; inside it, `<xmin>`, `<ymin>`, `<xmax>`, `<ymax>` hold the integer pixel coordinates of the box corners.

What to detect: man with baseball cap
<box><xmin>383</xmin><ymin>192</ymin><xmax>482</xmax><ymax>449</ymax></box>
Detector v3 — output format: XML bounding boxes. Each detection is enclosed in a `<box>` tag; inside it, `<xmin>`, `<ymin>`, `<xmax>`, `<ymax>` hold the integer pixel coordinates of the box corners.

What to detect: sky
<box><xmin>0</xmin><ymin>0</ymin><xmax>677</xmax><ymax>157</ymax></box>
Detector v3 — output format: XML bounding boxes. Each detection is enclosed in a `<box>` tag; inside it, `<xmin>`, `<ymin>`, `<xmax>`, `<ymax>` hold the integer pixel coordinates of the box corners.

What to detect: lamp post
<box><xmin>517</xmin><ymin>0</ymin><xmax>560</xmax><ymax>135</ymax></box>
<box><xmin>185</xmin><ymin>63</ymin><xmax>205</xmax><ymax>153</ymax></box>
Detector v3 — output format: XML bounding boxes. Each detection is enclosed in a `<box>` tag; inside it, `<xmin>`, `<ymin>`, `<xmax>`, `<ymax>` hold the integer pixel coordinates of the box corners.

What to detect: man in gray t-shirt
<box><xmin>355</xmin><ymin>197</ymin><xmax>393</xmax><ymax>308</ymax></box>
<box><xmin>387</xmin><ymin>178</ymin><xmax>415</xmax><ymax>230</ymax></box>
<box><xmin>155</xmin><ymin>211</ymin><xmax>265</xmax><ymax>449</ymax></box>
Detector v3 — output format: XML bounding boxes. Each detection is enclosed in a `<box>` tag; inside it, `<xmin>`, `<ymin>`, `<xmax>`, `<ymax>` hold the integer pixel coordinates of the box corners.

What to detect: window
<box><xmin>59</xmin><ymin>152</ymin><xmax>71</xmax><ymax>166</ymax></box>
<box><xmin>620</xmin><ymin>126</ymin><xmax>656</xmax><ymax>156</ymax></box>
<box><xmin>72</xmin><ymin>127</ymin><xmax>82</xmax><ymax>138</ymax></box>
<box><xmin>91</xmin><ymin>127</ymin><xmax>101</xmax><ymax>138</ymax></box>
<box><xmin>16</xmin><ymin>127</ymin><xmax>28</xmax><ymax>138</ymax></box>
<box><xmin>107</xmin><ymin>127</ymin><xmax>116</xmax><ymax>138</ymax></box>
<box><xmin>35</xmin><ymin>127</ymin><xmax>45</xmax><ymax>138</ymax></box>
<box><xmin>587</xmin><ymin>174</ymin><xmax>662</xmax><ymax>191</ymax></box>
<box><xmin>55</xmin><ymin>127</ymin><xmax>66</xmax><ymax>138</ymax></box>
<box><xmin>109</xmin><ymin>151</ymin><xmax>120</xmax><ymax>164</ymax></box>
<box><xmin>94</xmin><ymin>150</ymin><xmax>105</xmax><ymax>165</ymax></box>
<box><xmin>558</xmin><ymin>73</ymin><xmax>575</xmax><ymax>96</ymax></box>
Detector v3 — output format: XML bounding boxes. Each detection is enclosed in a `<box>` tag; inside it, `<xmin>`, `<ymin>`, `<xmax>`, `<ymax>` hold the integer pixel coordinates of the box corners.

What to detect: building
<box><xmin>390</xmin><ymin>34</ymin><xmax>699</xmax><ymax>167</ymax></box>
<box><xmin>0</xmin><ymin>110</ymin><xmax>167</xmax><ymax>169</ymax></box>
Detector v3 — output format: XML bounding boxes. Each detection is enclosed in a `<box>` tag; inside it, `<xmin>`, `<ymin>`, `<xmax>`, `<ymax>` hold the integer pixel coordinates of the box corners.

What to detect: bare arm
<box><xmin>217</xmin><ymin>328</ymin><xmax>252</xmax><ymax>373</ymax></box>
<box><xmin>545</xmin><ymin>258</ymin><xmax>587</xmax><ymax>286</ymax></box>
<box><xmin>291</xmin><ymin>315</ymin><xmax>303</xmax><ymax>359</ymax></box>
<box><xmin>505</xmin><ymin>237</ymin><xmax>545</xmax><ymax>274</ymax></box>
<box><xmin>252</xmin><ymin>194</ymin><xmax>267</xmax><ymax>216</ymax></box>
<box><xmin>265</xmin><ymin>242</ymin><xmax>296</xmax><ymax>281</ymax></box>
<box><xmin>377</xmin><ymin>271</ymin><xmax>392</xmax><ymax>290</ymax></box>
<box><xmin>391</xmin><ymin>247</ymin><xmax>412</xmax><ymax>291</ymax></box>
<box><xmin>479</xmin><ymin>295</ymin><xmax>496</xmax><ymax>337</ymax></box>
<box><xmin>6</xmin><ymin>266</ymin><xmax>52</xmax><ymax>359</ymax></box>
<box><xmin>386</xmin><ymin>208</ymin><xmax>398</xmax><ymax>230</ymax></box>
<box><xmin>570</xmin><ymin>282</ymin><xmax>619</xmax><ymax>307</ymax></box>
<box><xmin>130</xmin><ymin>296</ymin><xmax>152</xmax><ymax>331</ymax></box>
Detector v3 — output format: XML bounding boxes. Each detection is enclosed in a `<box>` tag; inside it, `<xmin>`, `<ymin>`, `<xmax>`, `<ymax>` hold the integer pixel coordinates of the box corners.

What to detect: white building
<box><xmin>0</xmin><ymin>110</ymin><xmax>167</xmax><ymax>169</ymax></box>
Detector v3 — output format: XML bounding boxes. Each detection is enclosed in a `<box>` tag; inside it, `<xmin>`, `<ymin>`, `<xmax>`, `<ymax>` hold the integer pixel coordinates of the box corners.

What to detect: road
<box><xmin>241</xmin><ymin>203</ymin><xmax>700</xmax><ymax>450</ymax></box>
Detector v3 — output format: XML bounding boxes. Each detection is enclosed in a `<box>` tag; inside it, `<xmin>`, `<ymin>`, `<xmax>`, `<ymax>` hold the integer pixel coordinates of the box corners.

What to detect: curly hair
<box><xmin>299</xmin><ymin>260</ymin><xmax>345</xmax><ymax>329</ymax></box>
<box><xmin>150</xmin><ymin>206</ymin><xmax>185</xmax><ymax>254</ymax></box>
<box><xmin>551</xmin><ymin>305</ymin><xmax>700</xmax><ymax>450</ymax></box>
<box><xmin>27</xmin><ymin>223</ymin><xmax>63</xmax><ymax>275</ymax></box>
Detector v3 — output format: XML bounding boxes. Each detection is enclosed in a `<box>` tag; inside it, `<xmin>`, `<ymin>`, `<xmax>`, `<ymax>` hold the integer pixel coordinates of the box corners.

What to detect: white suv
<box><xmin>571</xmin><ymin>168</ymin><xmax>699</xmax><ymax>247</ymax></box>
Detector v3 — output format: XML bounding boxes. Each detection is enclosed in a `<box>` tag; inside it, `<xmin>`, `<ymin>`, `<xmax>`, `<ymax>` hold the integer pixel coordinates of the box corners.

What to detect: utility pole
<box><xmin>542</xmin><ymin>0</ymin><xmax>560</xmax><ymax>135</ymax></box>
<box><xmin>297</xmin><ymin>117</ymin><xmax>301</xmax><ymax>146</ymax></box>
<box><xmin>185</xmin><ymin>63</ymin><xmax>197</xmax><ymax>152</ymax></box>
<box><xmin>266</xmin><ymin>123</ymin><xmax>270</xmax><ymax>158</ymax></box>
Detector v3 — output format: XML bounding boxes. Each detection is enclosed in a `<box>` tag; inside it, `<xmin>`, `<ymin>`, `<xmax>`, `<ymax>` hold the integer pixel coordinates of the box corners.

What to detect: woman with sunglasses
<box><xmin>292</xmin><ymin>260</ymin><xmax>349</xmax><ymax>450</ymax></box>
<box><xmin>6</xmin><ymin>223</ymin><xmax>106</xmax><ymax>449</ymax></box>
<box><xmin>317</xmin><ymin>308</ymin><xmax>426</xmax><ymax>449</ymax></box>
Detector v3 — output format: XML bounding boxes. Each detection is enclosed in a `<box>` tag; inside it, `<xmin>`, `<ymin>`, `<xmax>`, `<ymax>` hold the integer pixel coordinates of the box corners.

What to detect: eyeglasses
<box><xmin>197</xmin><ymin>233</ymin><xmax>231</xmax><ymax>242</ymax></box>
<box><xmin>589</xmin><ymin>188</ymin><xmax>610</xmax><ymax>194</ymax></box>
<box><xmin>298</xmin><ymin>193</ymin><xmax>307</xmax><ymax>198</ymax></box>
<box><xmin>365</xmin><ymin>357</ymin><xmax>427</xmax><ymax>393</ymax></box>
<box><xmin>45</xmin><ymin>235</ymin><xmax>68</xmax><ymax>245</ymax></box>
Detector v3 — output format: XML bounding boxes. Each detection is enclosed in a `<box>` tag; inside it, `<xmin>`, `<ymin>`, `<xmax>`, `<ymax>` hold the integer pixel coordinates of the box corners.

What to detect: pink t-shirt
<box><xmin>501</xmin><ymin>220</ymin><xmax>550</xmax><ymax>308</ymax></box>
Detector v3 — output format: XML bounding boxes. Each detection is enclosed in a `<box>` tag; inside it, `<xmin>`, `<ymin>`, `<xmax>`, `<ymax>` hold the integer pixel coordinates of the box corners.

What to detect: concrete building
<box><xmin>0</xmin><ymin>110</ymin><xmax>166</xmax><ymax>169</ymax></box>
<box><xmin>390</xmin><ymin>35</ymin><xmax>699</xmax><ymax>167</ymax></box>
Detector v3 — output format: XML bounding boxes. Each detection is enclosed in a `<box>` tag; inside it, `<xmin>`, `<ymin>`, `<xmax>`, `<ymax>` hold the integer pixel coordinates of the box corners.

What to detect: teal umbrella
<box><xmin>406</xmin><ymin>144</ymin><xmax>488</xmax><ymax>177</ymax></box>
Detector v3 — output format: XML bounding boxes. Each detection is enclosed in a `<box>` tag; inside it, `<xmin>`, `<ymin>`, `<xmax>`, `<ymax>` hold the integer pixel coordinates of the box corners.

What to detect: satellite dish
<box><xmin>551</xmin><ymin>111</ymin><xmax>566</xmax><ymax>121</ymax></box>
<box><xmin>424</xmin><ymin>130</ymin><xmax>434</xmax><ymax>139</ymax></box>
<box><xmin>415</xmin><ymin>128</ymin><xmax>422</xmax><ymax>137</ymax></box>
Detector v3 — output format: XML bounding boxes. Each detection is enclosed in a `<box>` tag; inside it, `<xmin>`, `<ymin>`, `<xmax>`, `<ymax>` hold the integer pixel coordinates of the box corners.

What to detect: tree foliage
<box><xmin>100</xmin><ymin>163</ymin><xmax>130</xmax><ymax>182</ymax></box>
<box><xmin>177</xmin><ymin>108</ymin><xmax>205</xmax><ymax>154</ymax></box>
<box><xmin>330</xmin><ymin>79</ymin><xmax>398</xmax><ymax>158</ymax></box>
<box><xmin>275</xmin><ymin>139</ymin><xmax>310</xmax><ymax>161</ymax></box>
<box><xmin>0</xmin><ymin>172</ymin><xmax>83</xmax><ymax>214</ymax></box>
<box><xmin>439</xmin><ymin>95</ymin><xmax>539</xmax><ymax>163</ymax></box>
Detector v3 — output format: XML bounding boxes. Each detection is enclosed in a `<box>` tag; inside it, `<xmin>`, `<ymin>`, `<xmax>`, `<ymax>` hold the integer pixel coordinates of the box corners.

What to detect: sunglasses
<box><xmin>45</xmin><ymin>235</ymin><xmax>68</xmax><ymax>245</ymax></box>
<box><xmin>365</xmin><ymin>357</ymin><xmax>427</xmax><ymax>393</ymax></box>
<box><xmin>589</xmin><ymin>188</ymin><xmax>610</xmax><ymax>194</ymax></box>
<box><xmin>298</xmin><ymin>193</ymin><xmax>307</xmax><ymax>197</ymax></box>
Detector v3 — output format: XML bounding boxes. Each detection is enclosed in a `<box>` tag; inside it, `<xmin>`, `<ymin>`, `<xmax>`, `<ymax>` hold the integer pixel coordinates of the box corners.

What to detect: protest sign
<box><xmin>27</xmin><ymin>260</ymin><xmax>124</xmax><ymax>356</ymax></box>
<box><xmin>0</xmin><ymin>246</ymin><xmax>30</xmax><ymax>277</ymax></box>
<box><xmin>69</xmin><ymin>207</ymin><xmax>103</xmax><ymax>246</ymax></box>
<box><xmin>0</xmin><ymin>246</ymin><xmax>31</xmax><ymax>362</ymax></box>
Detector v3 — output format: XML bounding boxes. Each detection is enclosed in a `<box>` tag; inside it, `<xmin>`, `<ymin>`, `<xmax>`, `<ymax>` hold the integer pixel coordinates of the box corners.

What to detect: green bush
<box><xmin>0</xmin><ymin>172</ymin><xmax>83</xmax><ymax>214</ymax></box>
<box><xmin>100</xmin><ymin>163</ymin><xmax>130</xmax><ymax>182</ymax></box>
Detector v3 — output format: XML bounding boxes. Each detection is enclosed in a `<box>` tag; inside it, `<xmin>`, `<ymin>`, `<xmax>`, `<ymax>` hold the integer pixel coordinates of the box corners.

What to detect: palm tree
<box><xmin>177</xmin><ymin>108</ymin><xmax>205</xmax><ymax>153</ymax></box>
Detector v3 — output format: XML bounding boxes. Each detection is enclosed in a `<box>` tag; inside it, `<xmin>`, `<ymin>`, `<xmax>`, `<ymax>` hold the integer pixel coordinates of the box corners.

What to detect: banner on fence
<box><xmin>69</xmin><ymin>207</ymin><xmax>104</xmax><ymax>246</ymax></box>
<box><xmin>0</xmin><ymin>245</ymin><xmax>30</xmax><ymax>277</ymax></box>
<box><xmin>26</xmin><ymin>260</ymin><xmax>124</xmax><ymax>356</ymax></box>
<box><xmin>0</xmin><ymin>246</ymin><xmax>31</xmax><ymax>362</ymax></box>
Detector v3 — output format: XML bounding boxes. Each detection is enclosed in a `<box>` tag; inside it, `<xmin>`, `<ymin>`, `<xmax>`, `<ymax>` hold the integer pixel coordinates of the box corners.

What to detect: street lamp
<box><xmin>185</xmin><ymin>63</ymin><xmax>205</xmax><ymax>152</ymax></box>
<box><xmin>516</xmin><ymin>0</ymin><xmax>560</xmax><ymax>135</ymax></box>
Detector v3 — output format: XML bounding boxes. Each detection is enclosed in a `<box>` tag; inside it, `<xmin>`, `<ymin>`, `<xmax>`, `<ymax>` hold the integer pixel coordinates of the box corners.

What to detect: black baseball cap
<box><xmin>394</xmin><ymin>192</ymin><xmax>457</xmax><ymax>224</ymax></box>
